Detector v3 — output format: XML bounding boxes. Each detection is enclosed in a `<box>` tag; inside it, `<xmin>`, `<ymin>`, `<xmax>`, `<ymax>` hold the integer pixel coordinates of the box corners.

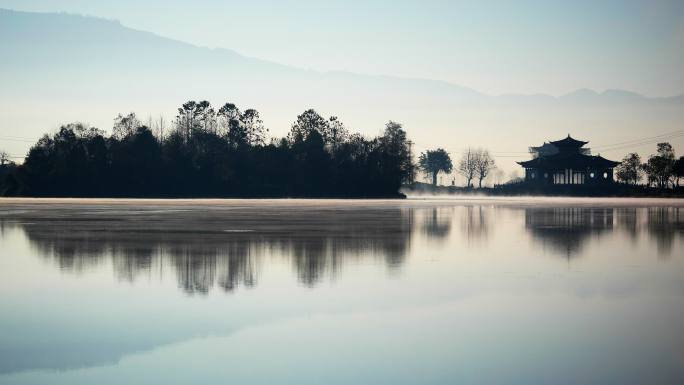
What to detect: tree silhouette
<box><xmin>242</xmin><ymin>109</ymin><xmax>267</xmax><ymax>146</ymax></box>
<box><xmin>458</xmin><ymin>148</ymin><xmax>477</xmax><ymax>187</ymax></box>
<box><xmin>113</xmin><ymin>113</ymin><xmax>140</xmax><ymax>140</ymax></box>
<box><xmin>616</xmin><ymin>153</ymin><xmax>643</xmax><ymax>185</ymax></box>
<box><xmin>327</xmin><ymin>116</ymin><xmax>348</xmax><ymax>152</ymax></box>
<box><xmin>289</xmin><ymin>109</ymin><xmax>328</xmax><ymax>142</ymax></box>
<box><xmin>474</xmin><ymin>149</ymin><xmax>495</xmax><ymax>188</ymax></box>
<box><xmin>673</xmin><ymin>156</ymin><xmax>684</xmax><ymax>187</ymax></box>
<box><xmin>418</xmin><ymin>148</ymin><xmax>452</xmax><ymax>185</ymax></box>
<box><xmin>0</xmin><ymin>150</ymin><xmax>10</xmax><ymax>166</ymax></box>
<box><xmin>176</xmin><ymin>101</ymin><xmax>199</xmax><ymax>141</ymax></box>
<box><xmin>643</xmin><ymin>142</ymin><xmax>676</xmax><ymax>189</ymax></box>
<box><xmin>2</xmin><ymin>102</ymin><xmax>415</xmax><ymax>198</ymax></box>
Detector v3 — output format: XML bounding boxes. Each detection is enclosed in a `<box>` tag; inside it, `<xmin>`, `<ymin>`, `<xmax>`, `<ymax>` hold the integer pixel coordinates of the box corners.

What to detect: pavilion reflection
<box><xmin>12</xmin><ymin>206</ymin><xmax>414</xmax><ymax>292</ymax></box>
<box><xmin>525</xmin><ymin>207</ymin><xmax>614</xmax><ymax>258</ymax></box>
<box><xmin>525</xmin><ymin>206</ymin><xmax>683</xmax><ymax>258</ymax></box>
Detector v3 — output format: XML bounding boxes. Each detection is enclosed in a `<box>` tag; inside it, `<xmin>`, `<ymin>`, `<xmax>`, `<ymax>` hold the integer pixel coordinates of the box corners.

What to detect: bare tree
<box><xmin>147</xmin><ymin>115</ymin><xmax>154</xmax><ymax>134</ymax></box>
<box><xmin>155</xmin><ymin>115</ymin><xmax>166</xmax><ymax>141</ymax></box>
<box><xmin>474</xmin><ymin>149</ymin><xmax>496</xmax><ymax>188</ymax></box>
<box><xmin>458</xmin><ymin>149</ymin><xmax>477</xmax><ymax>187</ymax></box>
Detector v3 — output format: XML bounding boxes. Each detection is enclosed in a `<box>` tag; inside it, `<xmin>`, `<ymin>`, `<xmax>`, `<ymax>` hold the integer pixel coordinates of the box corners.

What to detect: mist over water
<box><xmin>0</xmin><ymin>198</ymin><xmax>682</xmax><ymax>384</ymax></box>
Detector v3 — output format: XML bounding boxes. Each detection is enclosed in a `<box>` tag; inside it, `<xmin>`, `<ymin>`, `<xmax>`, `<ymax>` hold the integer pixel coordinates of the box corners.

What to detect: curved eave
<box><xmin>552</xmin><ymin>140</ymin><xmax>589</xmax><ymax>147</ymax></box>
<box><xmin>517</xmin><ymin>159</ymin><xmax>539</xmax><ymax>167</ymax></box>
<box><xmin>549</xmin><ymin>136</ymin><xmax>589</xmax><ymax>148</ymax></box>
<box><xmin>594</xmin><ymin>156</ymin><xmax>620</xmax><ymax>168</ymax></box>
<box><xmin>517</xmin><ymin>154</ymin><xmax>619</xmax><ymax>169</ymax></box>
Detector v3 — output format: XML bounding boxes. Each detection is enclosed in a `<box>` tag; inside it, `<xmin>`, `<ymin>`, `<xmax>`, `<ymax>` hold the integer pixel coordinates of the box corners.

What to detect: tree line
<box><xmin>417</xmin><ymin>147</ymin><xmax>495</xmax><ymax>188</ymax></box>
<box><xmin>615</xmin><ymin>143</ymin><xmax>684</xmax><ymax>188</ymax></box>
<box><xmin>0</xmin><ymin>101</ymin><xmax>414</xmax><ymax>197</ymax></box>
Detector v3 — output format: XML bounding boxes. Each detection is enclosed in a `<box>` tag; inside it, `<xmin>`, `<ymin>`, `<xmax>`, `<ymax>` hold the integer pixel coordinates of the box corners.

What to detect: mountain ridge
<box><xmin>2</xmin><ymin>7</ymin><xmax>682</xmax><ymax>101</ymax></box>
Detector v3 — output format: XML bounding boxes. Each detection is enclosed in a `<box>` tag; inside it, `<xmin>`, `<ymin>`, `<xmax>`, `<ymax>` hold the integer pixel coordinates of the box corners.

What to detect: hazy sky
<box><xmin>1</xmin><ymin>0</ymin><xmax>683</xmax><ymax>96</ymax></box>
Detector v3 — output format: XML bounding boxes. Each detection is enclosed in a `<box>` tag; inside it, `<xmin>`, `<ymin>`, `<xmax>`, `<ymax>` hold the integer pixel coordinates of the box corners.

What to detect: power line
<box><xmin>0</xmin><ymin>137</ymin><xmax>36</xmax><ymax>143</ymax></box>
<box><xmin>412</xmin><ymin>129</ymin><xmax>684</xmax><ymax>159</ymax></box>
<box><xmin>0</xmin><ymin>135</ymin><xmax>36</xmax><ymax>140</ymax></box>
<box><xmin>593</xmin><ymin>133</ymin><xmax>684</xmax><ymax>154</ymax></box>
<box><xmin>592</xmin><ymin>129</ymin><xmax>684</xmax><ymax>150</ymax></box>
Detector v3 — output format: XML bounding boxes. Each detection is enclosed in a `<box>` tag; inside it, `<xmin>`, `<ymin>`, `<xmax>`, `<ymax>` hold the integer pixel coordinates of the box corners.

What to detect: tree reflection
<box><xmin>4</xmin><ymin>203</ymin><xmax>681</xmax><ymax>292</ymax></box>
<box><xmin>460</xmin><ymin>206</ymin><xmax>490</xmax><ymax>243</ymax></box>
<box><xmin>615</xmin><ymin>207</ymin><xmax>639</xmax><ymax>243</ymax></box>
<box><xmin>646</xmin><ymin>207</ymin><xmax>684</xmax><ymax>258</ymax></box>
<box><xmin>525</xmin><ymin>206</ymin><xmax>683</xmax><ymax>259</ymax></box>
<box><xmin>421</xmin><ymin>207</ymin><xmax>453</xmax><ymax>241</ymax></box>
<box><xmin>13</xmin><ymin>206</ymin><xmax>414</xmax><ymax>292</ymax></box>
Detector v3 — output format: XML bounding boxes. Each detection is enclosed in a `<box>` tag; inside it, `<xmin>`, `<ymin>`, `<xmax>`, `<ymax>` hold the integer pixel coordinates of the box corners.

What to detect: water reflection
<box><xmin>525</xmin><ymin>207</ymin><xmax>614</xmax><ymax>258</ymax></box>
<box><xmin>0</xmin><ymin>200</ymin><xmax>683</xmax><ymax>380</ymax></box>
<box><xmin>460</xmin><ymin>206</ymin><xmax>491</xmax><ymax>243</ymax></box>
<box><xmin>646</xmin><ymin>207</ymin><xmax>684</xmax><ymax>257</ymax></box>
<box><xmin>8</xmin><ymin>205</ymin><xmax>415</xmax><ymax>292</ymax></box>
<box><xmin>421</xmin><ymin>208</ymin><xmax>452</xmax><ymax>240</ymax></box>
<box><xmin>1</xmin><ymin>202</ymin><xmax>682</xmax><ymax>291</ymax></box>
<box><xmin>525</xmin><ymin>206</ymin><xmax>683</xmax><ymax>258</ymax></box>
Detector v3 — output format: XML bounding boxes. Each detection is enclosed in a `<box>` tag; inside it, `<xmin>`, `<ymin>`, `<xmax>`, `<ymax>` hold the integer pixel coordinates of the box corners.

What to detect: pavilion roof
<box><xmin>517</xmin><ymin>152</ymin><xmax>619</xmax><ymax>169</ymax></box>
<box><xmin>549</xmin><ymin>135</ymin><xmax>588</xmax><ymax>148</ymax></box>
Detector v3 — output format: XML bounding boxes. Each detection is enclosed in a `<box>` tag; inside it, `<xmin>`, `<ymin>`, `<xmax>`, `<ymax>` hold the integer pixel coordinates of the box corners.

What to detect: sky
<box><xmin>0</xmin><ymin>0</ymin><xmax>683</xmax><ymax>97</ymax></box>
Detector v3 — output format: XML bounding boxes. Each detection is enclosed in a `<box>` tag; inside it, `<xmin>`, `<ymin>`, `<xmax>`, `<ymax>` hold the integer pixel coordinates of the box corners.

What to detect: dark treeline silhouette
<box><xmin>615</xmin><ymin>144</ymin><xmax>684</xmax><ymax>189</ymax></box>
<box><xmin>0</xmin><ymin>102</ymin><xmax>414</xmax><ymax>197</ymax></box>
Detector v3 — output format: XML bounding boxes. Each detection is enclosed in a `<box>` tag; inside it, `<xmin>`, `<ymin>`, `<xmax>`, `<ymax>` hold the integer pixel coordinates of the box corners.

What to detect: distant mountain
<box><xmin>1</xmin><ymin>8</ymin><xmax>683</xmax><ymax>176</ymax></box>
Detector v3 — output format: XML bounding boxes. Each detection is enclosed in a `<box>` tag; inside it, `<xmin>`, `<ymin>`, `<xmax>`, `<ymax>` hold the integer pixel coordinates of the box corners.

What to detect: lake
<box><xmin>0</xmin><ymin>198</ymin><xmax>682</xmax><ymax>385</ymax></box>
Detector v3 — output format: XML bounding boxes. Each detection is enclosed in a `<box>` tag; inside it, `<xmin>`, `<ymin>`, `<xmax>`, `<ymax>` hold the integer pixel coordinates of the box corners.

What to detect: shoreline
<box><xmin>2</xmin><ymin>195</ymin><xmax>683</xmax><ymax>208</ymax></box>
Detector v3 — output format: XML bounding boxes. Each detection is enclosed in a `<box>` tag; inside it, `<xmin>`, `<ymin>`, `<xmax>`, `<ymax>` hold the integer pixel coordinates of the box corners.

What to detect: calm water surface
<box><xmin>0</xmin><ymin>198</ymin><xmax>683</xmax><ymax>385</ymax></box>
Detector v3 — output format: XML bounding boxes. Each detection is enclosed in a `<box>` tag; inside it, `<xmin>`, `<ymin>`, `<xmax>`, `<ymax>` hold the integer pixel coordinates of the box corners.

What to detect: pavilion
<box><xmin>517</xmin><ymin>135</ymin><xmax>619</xmax><ymax>186</ymax></box>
